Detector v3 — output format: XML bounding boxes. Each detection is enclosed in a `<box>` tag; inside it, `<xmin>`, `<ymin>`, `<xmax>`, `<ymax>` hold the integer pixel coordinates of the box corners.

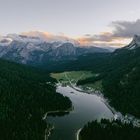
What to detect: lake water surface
<box><xmin>47</xmin><ymin>85</ymin><xmax>114</xmax><ymax>140</ymax></box>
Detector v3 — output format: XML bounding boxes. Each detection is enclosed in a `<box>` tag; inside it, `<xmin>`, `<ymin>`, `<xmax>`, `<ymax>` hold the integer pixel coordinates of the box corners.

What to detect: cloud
<box><xmin>21</xmin><ymin>19</ymin><xmax>140</xmax><ymax>47</ymax></box>
<box><xmin>21</xmin><ymin>31</ymin><xmax>77</xmax><ymax>44</ymax></box>
<box><xmin>77</xmin><ymin>19</ymin><xmax>140</xmax><ymax>47</ymax></box>
<box><xmin>77</xmin><ymin>32</ymin><xmax>126</xmax><ymax>47</ymax></box>
<box><xmin>111</xmin><ymin>19</ymin><xmax>140</xmax><ymax>38</ymax></box>
<box><xmin>78</xmin><ymin>32</ymin><xmax>122</xmax><ymax>42</ymax></box>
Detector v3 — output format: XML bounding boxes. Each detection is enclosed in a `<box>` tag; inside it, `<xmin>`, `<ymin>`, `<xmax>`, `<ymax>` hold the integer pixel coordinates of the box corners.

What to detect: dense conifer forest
<box><xmin>80</xmin><ymin>119</ymin><xmax>140</xmax><ymax>140</ymax></box>
<box><xmin>0</xmin><ymin>59</ymin><xmax>72</xmax><ymax>140</ymax></box>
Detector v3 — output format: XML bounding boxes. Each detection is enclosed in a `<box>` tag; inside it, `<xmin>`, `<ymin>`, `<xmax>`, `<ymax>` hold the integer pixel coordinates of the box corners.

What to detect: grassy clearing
<box><xmin>51</xmin><ymin>71</ymin><xmax>102</xmax><ymax>91</ymax></box>
<box><xmin>51</xmin><ymin>71</ymin><xmax>95</xmax><ymax>84</ymax></box>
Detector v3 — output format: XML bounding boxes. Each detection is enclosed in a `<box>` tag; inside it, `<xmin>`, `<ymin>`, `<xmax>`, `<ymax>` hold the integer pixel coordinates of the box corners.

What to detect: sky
<box><xmin>0</xmin><ymin>0</ymin><xmax>140</xmax><ymax>47</ymax></box>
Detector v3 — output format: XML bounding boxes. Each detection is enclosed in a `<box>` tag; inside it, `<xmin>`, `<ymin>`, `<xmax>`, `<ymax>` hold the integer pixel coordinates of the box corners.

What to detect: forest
<box><xmin>0</xmin><ymin>59</ymin><xmax>72</xmax><ymax>140</ymax></box>
<box><xmin>79</xmin><ymin>119</ymin><xmax>140</xmax><ymax>140</ymax></box>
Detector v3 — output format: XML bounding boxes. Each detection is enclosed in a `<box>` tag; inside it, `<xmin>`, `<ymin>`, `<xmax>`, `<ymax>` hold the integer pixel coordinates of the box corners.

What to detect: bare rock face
<box><xmin>0</xmin><ymin>34</ymin><xmax>109</xmax><ymax>65</ymax></box>
<box><xmin>125</xmin><ymin>35</ymin><xmax>140</xmax><ymax>50</ymax></box>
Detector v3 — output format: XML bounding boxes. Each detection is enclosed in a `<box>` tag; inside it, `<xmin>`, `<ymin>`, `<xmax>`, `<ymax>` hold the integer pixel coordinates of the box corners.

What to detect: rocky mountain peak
<box><xmin>125</xmin><ymin>35</ymin><xmax>140</xmax><ymax>50</ymax></box>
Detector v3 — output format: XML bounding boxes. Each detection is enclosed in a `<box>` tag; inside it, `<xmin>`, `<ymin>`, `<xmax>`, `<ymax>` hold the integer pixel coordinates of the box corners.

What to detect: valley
<box><xmin>1</xmin><ymin>34</ymin><xmax>140</xmax><ymax>140</ymax></box>
<box><xmin>1</xmin><ymin>1</ymin><xmax>140</xmax><ymax>139</ymax></box>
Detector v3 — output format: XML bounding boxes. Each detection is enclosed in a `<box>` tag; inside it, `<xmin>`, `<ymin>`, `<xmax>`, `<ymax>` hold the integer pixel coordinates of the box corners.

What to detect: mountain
<box><xmin>125</xmin><ymin>35</ymin><xmax>140</xmax><ymax>50</ymax></box>
<box><xmin>0</xmin><ymin>34</ymin><xmax>109</xmax><ymax>65</ymax></box>
<box><xmin>0</xmin><ymin>58</ymin><xmax>71</xmax><ymax>140</ymax></box>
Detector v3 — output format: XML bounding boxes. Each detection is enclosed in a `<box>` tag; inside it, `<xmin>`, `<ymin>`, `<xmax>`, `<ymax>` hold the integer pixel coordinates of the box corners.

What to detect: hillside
<box><xmin>102</xmin><ymin>48</ymin><xmax>140</xmax><ymax>117</ymax></box>
<box><xmin>0</xmin><ymin>59</ymin><xmax>72</xmax><ymax>140</ymax></box>
<box><xmin>0</xmin><ymin>34</ymin><xmax>109</xmax><ymax>65</ymax></box>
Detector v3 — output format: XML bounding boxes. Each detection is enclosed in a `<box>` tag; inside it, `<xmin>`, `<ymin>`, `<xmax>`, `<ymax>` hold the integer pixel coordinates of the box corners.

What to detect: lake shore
<box><xmin>76</xmin><ymin>128</ymin><xmax>81</xmax><ymax>140</ymax></box>
<box><xmin>68</xmin><ymin>83</ymin><xmax>117</xmax><ymax>116</ymax></box>
<box><xmin>43</xmin><ymin>106</ymin><xmax>73</xmax><ymax>140</ymax></box>
<box><xmin>43</xmin><ymin>107</ymin><xmax>73</xmax><ymax>120</ymax></box>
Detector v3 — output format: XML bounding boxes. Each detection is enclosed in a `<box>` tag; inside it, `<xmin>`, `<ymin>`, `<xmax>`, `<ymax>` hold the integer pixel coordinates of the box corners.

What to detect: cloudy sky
<box><xmin>0</xmin><ymin>0</ymin><xmax>140</xmax><ymax>47</ymax></box>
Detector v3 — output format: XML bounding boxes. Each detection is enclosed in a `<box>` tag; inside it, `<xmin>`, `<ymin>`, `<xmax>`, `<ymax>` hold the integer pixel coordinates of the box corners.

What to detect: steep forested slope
<box><xmin>44</xmin><ymin>53</ymin><xmax>110</xmax><ymax>72</ymax></box>
<box><xmin>0</xmin><ymin>59</ymin><xmax>71</xmax><ymax>140</ymax></box>
<box><xmin>102</xmin><ymin>47</ymin><xmax>140</xmax><ymax>117</ymax></box>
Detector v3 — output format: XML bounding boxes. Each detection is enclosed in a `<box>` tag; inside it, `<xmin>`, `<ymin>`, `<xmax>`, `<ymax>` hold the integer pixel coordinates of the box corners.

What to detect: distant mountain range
<box><xmin>0</xmin><ymin>33</ymin><xmax>140</xmax><ymax>139</ymax></box>
<box><xmin>0</xmin><ymin>34</ymin><xmax>110</xmax><ymax>65</ymax></box>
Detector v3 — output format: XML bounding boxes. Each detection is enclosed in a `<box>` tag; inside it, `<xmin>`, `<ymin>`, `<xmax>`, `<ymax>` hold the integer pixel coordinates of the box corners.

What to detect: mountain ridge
<box><xmin>124</xmin><ymin>35</ymin><xmax>140</xmax><ymax>50</ymax></box>
<box><xmin>0</xmin><ymin>34</ymin><xmax>110</xmax><ymax>65</ymax></box>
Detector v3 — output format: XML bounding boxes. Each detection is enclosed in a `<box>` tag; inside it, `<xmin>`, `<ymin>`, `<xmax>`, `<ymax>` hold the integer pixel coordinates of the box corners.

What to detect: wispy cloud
<box><xmin>22</xmin><ymin>31</ymin><xmax>75</xmax><ymax>43</ymax></box>
<box><xmin>111</xmin><ymin>19</ymin><xmax>140</xmax><ymax>38</ymax></box>
<box><xmin>77</xmin><ymin>19</ymin><xmax>140</xmax><ymax>47</ymax></box>
<box><xmin>21</xmin><ymin>19</ymin><xmax>140</xmax><ymax>48</ymax></box>
<box><xmin>76</xmin><ymin>32</ymin><xmax>129</xmax><ymax>47</ymax></box>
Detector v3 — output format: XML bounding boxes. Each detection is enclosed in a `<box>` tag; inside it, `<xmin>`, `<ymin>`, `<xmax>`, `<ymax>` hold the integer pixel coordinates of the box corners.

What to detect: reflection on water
<box><xmin>46</xmin><ymin>85</ymin><xmax>114</xmax><ymax>140</ymax></box>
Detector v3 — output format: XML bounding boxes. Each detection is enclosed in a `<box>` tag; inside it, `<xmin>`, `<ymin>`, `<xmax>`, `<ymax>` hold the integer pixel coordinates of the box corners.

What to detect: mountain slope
<box><xmin>124</xmin><ymin>35</ymin><xmax>140</xmax><ymax>50</ymax></box>
<box><xmin>102</xmin><ymin>42</ymin><xmax>140</xmax><ymax>117</ymax></box>
<box><xmin>0</xmin><ymin>59</ymin><xmax>71</xmax><ymax>140</ymax></box>
<box><xmin>0</xmin><ymin>34</ymin><xmax>109</xmax><ymax>65</ymax></box>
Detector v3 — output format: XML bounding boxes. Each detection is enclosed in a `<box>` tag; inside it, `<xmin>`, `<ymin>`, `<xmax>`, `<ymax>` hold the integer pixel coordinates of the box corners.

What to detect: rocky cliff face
<box><xmin>0</xmin><ymin>34</ymin><xmax>109</xmax><ymax>65</ymax></box>
<box><xmin>125</xmin><ymin>35</ymin><xmax>140</xmax><ymax>50</ymax></box>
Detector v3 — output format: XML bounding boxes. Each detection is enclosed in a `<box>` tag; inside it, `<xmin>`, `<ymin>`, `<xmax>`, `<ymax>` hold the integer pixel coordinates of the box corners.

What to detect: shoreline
<box><xmin>67</xmin><ymin>83</ymin><xmax>117</xmax><ymax>116</ymax></box>
<box><xmin>44</xmin><ymin>125</ymin><xmax>54</xmax><ymax>140</ymax></box>
<box><xmin>76</xmin><ymin>128</ymin><xmax>82</xmax><ymax>140</ymax></box>
<box><xmin>43</xmin><ymin>106</ymin><xmax>73</xmax><ymax>140</ymax></box>
<box><xmin>43</xmin><ymin>107</ymin><xmax>73</xmax><ymax>120</ymax></box>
